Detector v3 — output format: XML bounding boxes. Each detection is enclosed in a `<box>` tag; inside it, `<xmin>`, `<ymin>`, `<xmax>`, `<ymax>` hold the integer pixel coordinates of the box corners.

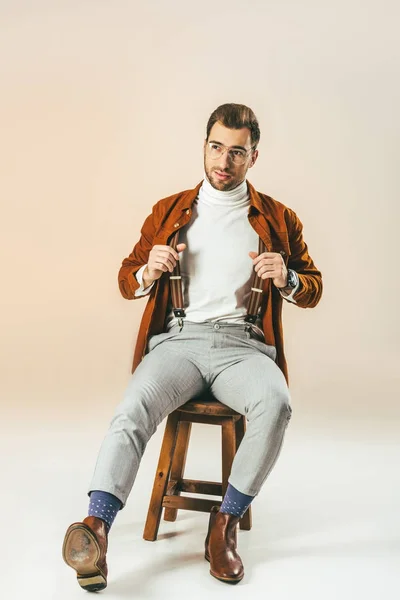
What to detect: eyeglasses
<box><xmin>206</xmin><ymin>142</ymin><xmax>256</xmax><ymax>166</ymax></box>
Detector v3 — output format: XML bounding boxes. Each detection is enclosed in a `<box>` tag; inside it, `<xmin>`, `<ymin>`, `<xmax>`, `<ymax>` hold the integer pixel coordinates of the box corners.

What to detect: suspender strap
<box><xmin>244</xmin><ymin>236</ymin><xmax>267</xmax><ymax>324</ymax></box>
<box><xmin>169</xmin><ymin>231</ymin><xmax>186</xmax><ymax>319</ymax></box>
<box><xmin>168</xmin><ymin>231</ymin><xmax>266</xmax><ymax>327</ymax></box>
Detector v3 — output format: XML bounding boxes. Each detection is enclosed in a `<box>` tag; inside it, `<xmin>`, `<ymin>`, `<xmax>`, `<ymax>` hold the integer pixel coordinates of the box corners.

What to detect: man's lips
<box><xmin>214</xmin><ymin>171</ymin><xmax>231</xmax><ymax>180</ymax></box>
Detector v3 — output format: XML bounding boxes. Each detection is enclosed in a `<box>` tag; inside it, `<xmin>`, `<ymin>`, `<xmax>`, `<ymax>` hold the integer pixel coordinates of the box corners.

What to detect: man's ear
<box><xmin>250</xmin><ymin>149</ymin><xmax>259</xmax><ymax>168</ymax></box>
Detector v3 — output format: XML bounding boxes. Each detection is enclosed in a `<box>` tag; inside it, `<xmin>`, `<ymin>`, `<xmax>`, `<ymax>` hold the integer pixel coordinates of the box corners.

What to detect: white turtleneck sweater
<box><xmin>134</xmin><ymin>177</ymin><xmax>298</xmax><ymax>338</ymax></box>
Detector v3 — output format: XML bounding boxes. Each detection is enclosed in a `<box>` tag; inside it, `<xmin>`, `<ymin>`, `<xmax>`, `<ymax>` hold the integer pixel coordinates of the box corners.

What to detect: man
<box><xmin>62</xmin><ymin>103</ymin><xmax>323</xmax><ymax>590</ymax></box>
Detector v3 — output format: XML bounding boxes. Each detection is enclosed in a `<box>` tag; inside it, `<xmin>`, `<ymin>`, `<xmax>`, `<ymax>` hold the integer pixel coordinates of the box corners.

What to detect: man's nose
<box><xmin>218</xmin><ymin>150</ymin><xmax>231</xmax><ymax>170</ymax></box>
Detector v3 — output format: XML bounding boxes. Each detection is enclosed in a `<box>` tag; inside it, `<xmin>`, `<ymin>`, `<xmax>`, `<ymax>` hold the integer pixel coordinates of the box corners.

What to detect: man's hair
<box><xmin>206</xmin><ymin>103</ymin><xmax>260</xmax><ymax>148</ymax></box>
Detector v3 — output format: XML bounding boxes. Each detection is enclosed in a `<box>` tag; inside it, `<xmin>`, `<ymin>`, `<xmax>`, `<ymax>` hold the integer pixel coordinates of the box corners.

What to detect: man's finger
<box><xmin>252</xmin><ymin>252</ymin><xmax>280</xmax><ymax>264</ymax></box>
<box><xmin>155</xmin><ymin>246</ymin><xmax>179</xmax><ymax>261</ymax></box>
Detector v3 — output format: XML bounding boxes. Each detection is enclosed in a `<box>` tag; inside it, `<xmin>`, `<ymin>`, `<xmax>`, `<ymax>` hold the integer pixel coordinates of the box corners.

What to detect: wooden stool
<box><xmin>143</xmin><ymin>390</ymin><xmax>252</xmax><ymax>541</ymax></box>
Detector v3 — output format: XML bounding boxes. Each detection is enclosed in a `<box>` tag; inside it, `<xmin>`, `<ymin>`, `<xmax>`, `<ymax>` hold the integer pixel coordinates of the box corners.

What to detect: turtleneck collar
<box><xmin>200</xmin><ymin>174</ymin><xmax>249</xmax><ymax>206</ymax></box>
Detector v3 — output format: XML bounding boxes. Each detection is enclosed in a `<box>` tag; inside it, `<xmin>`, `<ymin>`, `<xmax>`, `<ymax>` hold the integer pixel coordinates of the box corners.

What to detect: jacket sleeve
<box><xmin>118</xmin><ymin>205</ymin><xmax>159</xmax><ymax>300</ymax></box>
<box><xmin>286</xmin><ymin>209</ymin><xmax>323</xmax><ymax>308</ymax></box>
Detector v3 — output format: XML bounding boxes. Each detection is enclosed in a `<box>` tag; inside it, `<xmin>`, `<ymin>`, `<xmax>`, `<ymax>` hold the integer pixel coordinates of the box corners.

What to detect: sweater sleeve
<box><xmin>278</xmin><ymin>273</ymin><xmax>300</xmax><ymax>304</ymax></box>
<box><xmin>134</xmin><ymin>264</ymin><xmax>155</xmax><ymax>297</ymax></box>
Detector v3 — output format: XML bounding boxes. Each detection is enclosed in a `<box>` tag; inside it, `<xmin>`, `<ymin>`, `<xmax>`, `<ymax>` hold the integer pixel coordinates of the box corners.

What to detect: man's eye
<box><xmin>211</xmin><ymin>144</ymin><xmax>221</xmax><ymax>150</ymax></box>
<box><xmin>232</xmin><ymin>150</ymin><xmax>244</xmax><ymax>157</ymax></box>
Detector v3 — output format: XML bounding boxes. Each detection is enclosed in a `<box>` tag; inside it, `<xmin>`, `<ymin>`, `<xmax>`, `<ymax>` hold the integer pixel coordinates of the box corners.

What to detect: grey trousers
<box><xmin>88</xmin><ymin>320</ymin><xmax>292</xmax><ymax>508</ymax></box>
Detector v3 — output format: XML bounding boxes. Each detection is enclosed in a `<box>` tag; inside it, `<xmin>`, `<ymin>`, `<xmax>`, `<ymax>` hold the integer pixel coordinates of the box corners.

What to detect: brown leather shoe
<box><xmin>62</xmin><ymin>516</ymin><xmax>108</xmax><ymax>592</ymax></box>
<box><xmin>204</xmin><ymin>505</ymin><xmax>244</xmax><ymax>584</ymax></box>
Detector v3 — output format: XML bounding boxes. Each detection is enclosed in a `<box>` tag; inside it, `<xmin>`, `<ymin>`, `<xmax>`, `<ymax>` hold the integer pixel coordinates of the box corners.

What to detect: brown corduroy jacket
<box><xmin>118</xmin><ymin>180</ymin><xmax>323</xmax><ymax>386</ymax></box>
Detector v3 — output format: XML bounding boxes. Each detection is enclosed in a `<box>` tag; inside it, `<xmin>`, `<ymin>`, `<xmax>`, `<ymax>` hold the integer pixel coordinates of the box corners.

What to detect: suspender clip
<box><xmin>244</xmin><ymin>314</ymin><xmax>257</xmax><ymax>324</ymax></box>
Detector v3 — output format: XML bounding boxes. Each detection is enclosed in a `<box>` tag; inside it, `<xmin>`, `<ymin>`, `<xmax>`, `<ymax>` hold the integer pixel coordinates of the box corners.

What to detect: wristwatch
<box><xmin>278</xmin><ymin>269</ymin><xmax>298</xmax><ymax>290</ymax></box>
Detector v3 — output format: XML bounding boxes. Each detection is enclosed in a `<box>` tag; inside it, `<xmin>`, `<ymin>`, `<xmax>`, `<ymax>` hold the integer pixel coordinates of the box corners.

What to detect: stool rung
<box><xmin>179</xmin><ymin>479</ymin><xmax>222</xmax><ymax>496</ymax></box>
<box><xmin>166</xmin><ymin>479</ymin><xmax>222</xmax><ymax>496</ymax></box>
<box><xmin>162</xmin><ymin>495</ymin><xmax>221</xmax><ymax>513</ymax></box>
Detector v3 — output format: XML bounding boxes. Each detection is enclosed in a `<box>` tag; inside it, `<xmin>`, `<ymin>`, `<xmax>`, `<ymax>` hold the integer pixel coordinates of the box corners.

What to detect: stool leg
<box><xmin>143</xmin><ymin>411</ymin><xmax>180</xmax><ymax>541</ymax></box>
<box><xmin>235</xmin><ymin>416</ymin><xmax>252</xmax><ymax>531</ymax></box>
<box><xmin>164</xmin><ymin>421</ymin><xmax>192</xmax><ymax>522</ymax></box>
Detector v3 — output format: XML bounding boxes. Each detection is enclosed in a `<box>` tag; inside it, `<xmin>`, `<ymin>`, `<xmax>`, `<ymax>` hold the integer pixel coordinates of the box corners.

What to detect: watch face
<box><xmin>288</xmin><ymin>270</ymin><xmax>297</xmax><ymax>288</ymax></box>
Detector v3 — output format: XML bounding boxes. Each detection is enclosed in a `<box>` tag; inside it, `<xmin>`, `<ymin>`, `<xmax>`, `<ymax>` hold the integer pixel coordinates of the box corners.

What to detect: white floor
<box><xmin>1</xmin><ymin>411</ymin><xmax>399</xmax><ymax>600</ymax></box>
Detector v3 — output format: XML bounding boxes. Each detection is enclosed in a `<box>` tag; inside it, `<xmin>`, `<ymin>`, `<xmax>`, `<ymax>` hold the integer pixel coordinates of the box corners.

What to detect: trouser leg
<box><xmin>210</xmin><ymin>350</ymin><xmax>292</xmax><ymax>496</ymax></box>
<box><xmin>88</xmin><ymin>332</ymin><xmax>206</xmax><ymax>507</ymax></box>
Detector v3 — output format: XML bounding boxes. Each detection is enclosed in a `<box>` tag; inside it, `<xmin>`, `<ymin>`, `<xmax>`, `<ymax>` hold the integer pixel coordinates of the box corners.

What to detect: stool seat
<box><xmin>143</xmin><ymin>394</ymin><xmax>252</xmax><ymax>541</ymax></box>
<box><xmin>178</xmin><ymin>396</ymin><xmax>241</xmax><ymax>417</ymax></box>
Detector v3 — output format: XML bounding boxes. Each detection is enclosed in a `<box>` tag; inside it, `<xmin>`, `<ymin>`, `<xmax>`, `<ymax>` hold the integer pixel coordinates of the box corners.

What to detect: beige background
<box><xmin>0</xmin><ymin>0</ymin><xmax>398</xmax><ymax>424</ymax></box>
<box><xmin>1</xmin><ymin>3</ymin><xmax>399</xmax><ymax>599</ymax></box>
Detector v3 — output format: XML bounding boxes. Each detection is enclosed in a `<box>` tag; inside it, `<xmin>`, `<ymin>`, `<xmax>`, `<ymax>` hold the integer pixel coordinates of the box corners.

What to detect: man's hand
<box><xmin>248</xmin><ymin>250</ymin><xmax>287</xmax><ymax>288</ymax></box>
<box><xmin>143</xmin><ymin>243</ymin><xmax>187</xmax><ymax>287</ymax></box>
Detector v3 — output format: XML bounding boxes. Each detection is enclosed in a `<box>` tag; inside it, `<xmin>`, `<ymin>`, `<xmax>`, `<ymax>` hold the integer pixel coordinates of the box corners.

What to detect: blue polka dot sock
<box><xmin>220</xmin><ymin>483</ymin><xmax>254</xmax><ymax>518</ymax></box>
<box><xmin>88</xmin><ymin>490</ymin><xmax>122</xmax><ymax>532</ymax></box>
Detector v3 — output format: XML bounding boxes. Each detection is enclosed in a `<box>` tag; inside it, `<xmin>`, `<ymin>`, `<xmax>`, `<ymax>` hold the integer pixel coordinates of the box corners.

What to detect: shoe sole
<box><xmin>62</xmin><ymin>523</ymin><xmax>107</xmax><ymax>592</ymax></box>
<box><xmin>204</xmin><ymin>551</ymin><xmax>244</xmax><ymax>584</ymax></box>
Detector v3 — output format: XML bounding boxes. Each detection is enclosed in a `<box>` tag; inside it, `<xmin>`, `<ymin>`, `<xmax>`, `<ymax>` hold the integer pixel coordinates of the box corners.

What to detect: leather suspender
<box><xmin>169</xmin><ymin>231</ymin><xmax>186</xmax><ymax>320</ymax></box>
<box><xmin>168</xmin><ymin>230</ymin><xmax>267</xmax><ymax>329</ymax></box>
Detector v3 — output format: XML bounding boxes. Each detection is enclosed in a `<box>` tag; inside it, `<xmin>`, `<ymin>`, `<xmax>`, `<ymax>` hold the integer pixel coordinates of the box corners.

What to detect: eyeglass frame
<box><xmin>205</xmin><ymin>140</ymin><xmax>257</xmax><ymax>165</ymax></box>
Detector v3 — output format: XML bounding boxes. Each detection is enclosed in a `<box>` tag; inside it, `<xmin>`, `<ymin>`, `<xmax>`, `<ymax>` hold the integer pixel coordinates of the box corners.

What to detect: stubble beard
<box><xmin>204</xmin><ymin>161</ymin><xmax>242</xmax><ymax>192</ymax></box>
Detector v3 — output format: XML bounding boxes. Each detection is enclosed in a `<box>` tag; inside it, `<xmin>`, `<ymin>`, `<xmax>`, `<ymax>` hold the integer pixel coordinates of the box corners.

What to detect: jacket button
<box><xmin>174</xmin><ymin>222</ymin><xmax>180</xmax><ymax>227</ymax></box>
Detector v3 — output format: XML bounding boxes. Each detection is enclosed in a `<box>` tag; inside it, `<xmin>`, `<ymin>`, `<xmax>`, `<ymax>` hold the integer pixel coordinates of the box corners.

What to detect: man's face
<box><xmin>203</xmin><ymin>121</ymin><xmax>258</xmax><ymax>191</ymax></box>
